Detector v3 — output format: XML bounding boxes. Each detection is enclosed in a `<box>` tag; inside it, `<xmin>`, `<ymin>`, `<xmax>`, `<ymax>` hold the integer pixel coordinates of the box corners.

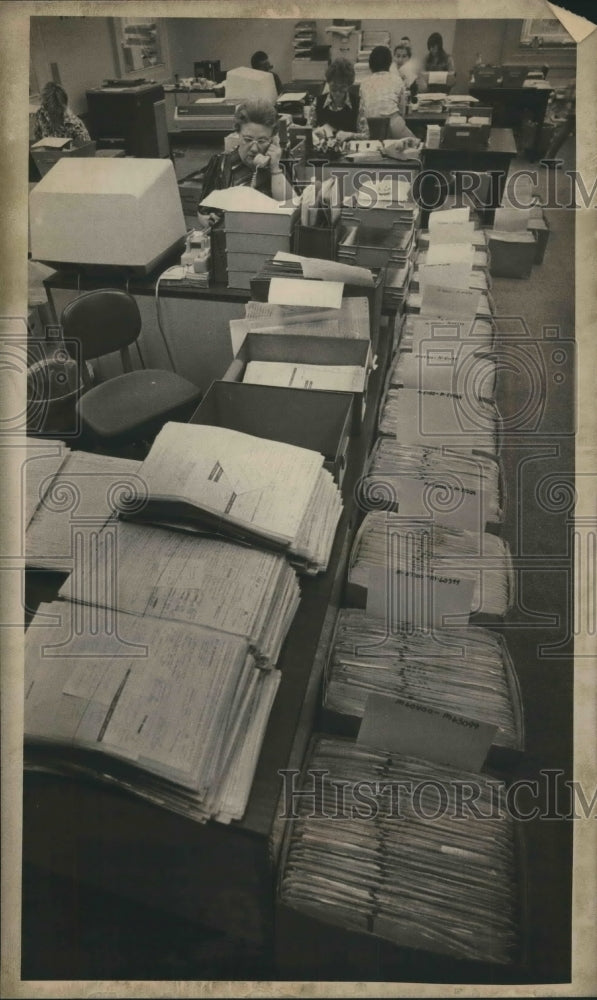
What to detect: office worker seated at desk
<box><xmin>251</xmin><ymin>50</ymin><xmax>283</xmax><ymax>96</ymax></box>
<box><xmin>312</xmin><ymin>58</ymin><xmax>369</xmax><ymax>143</ymax></box>
<box><xmin>391</xmin><ymin>39</ymin><xmax>424</xmax><ymax>99</ymax></box>
<box><xmin>32</xmin><ymin>81</ymin><xmax>91</xmax><ymax>145</ymax></box>
<box><xmin>359</xmin><ymin>45</ymin><xmax>416</xmax><ymax>140</ymax></box>
<box><xmin>197</xmin><ymin>100</ymin><xmax>295</xmax><ymax>225</ymax></box>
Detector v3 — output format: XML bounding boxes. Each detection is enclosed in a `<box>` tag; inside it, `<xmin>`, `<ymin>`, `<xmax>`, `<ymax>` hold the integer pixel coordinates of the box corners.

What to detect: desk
<box><xmin>469</xmin><ymin>84</ymin><xmax>552</xmax><ymax>160</ymax></box>
<box><xmin>23</xmin><ymin>313</ymin><xmax>394</xmax><ymax>948</ymax></box>
<box><xmin>43</xmin><ymin>264</ymin><xmax>250</xmax><ymax>395</ymax></box>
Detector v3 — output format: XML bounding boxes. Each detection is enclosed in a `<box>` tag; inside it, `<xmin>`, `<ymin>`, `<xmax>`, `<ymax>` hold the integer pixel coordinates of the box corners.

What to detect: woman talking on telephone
<box><xmin>198</xmin><ymin>100</ymin><xmax>295</xmax><ymax>214</ymax></box>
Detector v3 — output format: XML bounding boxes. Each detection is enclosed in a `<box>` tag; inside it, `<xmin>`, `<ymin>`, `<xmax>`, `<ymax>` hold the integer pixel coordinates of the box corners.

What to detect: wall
<box><xmin>30</xmin><ymin>16</ymin><xmax>174</xmax><ymax>115</ymax></box>
<box><xmin>451</xmin><ymin>19</ymin><xmax>576</xmax><ymax>93</ymax></box>
<box><xmin>165</xmin><ymin>17</ymin><xmax>456</xmax><ymax>84</ymax></box>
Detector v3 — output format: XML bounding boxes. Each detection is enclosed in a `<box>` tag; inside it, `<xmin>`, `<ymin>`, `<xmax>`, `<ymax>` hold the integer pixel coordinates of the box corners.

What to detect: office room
<box><xmin>4</xmin><ymin>0</ymin><xmax>596</xmax><ymax>995</ymax></box>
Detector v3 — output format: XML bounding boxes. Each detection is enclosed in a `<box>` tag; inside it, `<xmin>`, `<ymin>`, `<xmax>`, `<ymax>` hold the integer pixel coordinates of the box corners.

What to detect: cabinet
<box><xmin>86</xmin><ymin>83</ymin><xmax>168</xmax><ymax>157</ymax></box>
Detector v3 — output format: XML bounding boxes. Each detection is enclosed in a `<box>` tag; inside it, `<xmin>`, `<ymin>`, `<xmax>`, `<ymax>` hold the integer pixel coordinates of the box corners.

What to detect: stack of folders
<box><xmin>116</xmin><ymin>422</ymin><xmax>343</xmax><ymax>575</ymax></box>
<box><xmin>230</xmin><ymin>296</ymin><xmax>372</xmax><ymax>350</ymax></box>
<box><xmin>24</xmin><ymin>436</ymin><xmax>71</xmax><ymax>532</ymax></box>
<box><xmin>361</xmin><ymin>438</ymin><xmax>503</xmax><ymax>527</ymax></box>
<box><xmin>399</xmin><ymin>314</ymin><xmax>495</xmax><ymax>354</ymax></box>
<box><xmin>199</xmin><ymin>187</ymin><xmax>299</xmax><ymax>290</ymax></box>
<box><xmin>279</xmin><ymin>736</ymin><xmax>521</xmax><ymax>964</ymax></box>
<box><xmin>347</xmin><ymin>513</ymin><xmax>513</xmax><ymax>620</ymax></box>
<box><xmin>26</xmin><ymin>448</ymin><xmax>143</xmax><ymax>571</ymax></box>
<box><xmin>389</xmin><ymin>340</ymin><xmax>496</xmax><ymax>403</ymax></box>
<box><xmin>243</xmin><ymin>360</ymin><xmax>367</xmax><ymax>395</ymax></box>
<box><xmin>60</xmin><ymin>520</ymin><xmax>300</xmax><ymax>667</ymax></box>
<box><xmin>24</xmin><ymin>600</ymin><xmax>280</xmax><ymax>824</ymax></box>
<box><xmin>377</xmin><ymin>385</ymin><xmax>502</xmax><ymax>458</ymax></box>
<box><xmin>417</xmin><ymin>243</ymin><xmax>489</xmax><ymax>270</ymax></box>
<box><xmin>324</xmin><ymin>611</ymin><xmax>519</xmax><ymax>749</ymax></box>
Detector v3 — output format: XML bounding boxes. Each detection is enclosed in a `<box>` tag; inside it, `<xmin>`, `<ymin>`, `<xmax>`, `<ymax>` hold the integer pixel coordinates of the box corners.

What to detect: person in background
<box><xmin>542</xmin><ymin>81</ymin><xmax>575</xmax><ymax>167</ymax></box>
<box><xmin>359</xmin><ymin>45</ymin><xmax>416</xmax><ymax>140</ymax></box>
<box><xmin>32</xmin><ymin>82</ymin><xmax>91</xmax><ymax>145</ymax></box>
<box><xmin>312</xmin><ymin>58</ymin><xmax>368</xmax><ymax>142</ymax></box>
<box><xmin>196</xmin><ymin>99</ymin><xmax>294</xmax><ymax>225</ymax></box>
<box><xmin>250</xmin><ymin>51</ymin><xmax>283</xmax><ymax>95</ymax></box>
<box><xmin>391</xmin><ymin>38</ymin><xmax>423</xmax><ymax>98</ymax></box>
<box><xmin>424</xmin><ymin>32</ymin><xmax>455</xmax><ymax>73</ymax></box>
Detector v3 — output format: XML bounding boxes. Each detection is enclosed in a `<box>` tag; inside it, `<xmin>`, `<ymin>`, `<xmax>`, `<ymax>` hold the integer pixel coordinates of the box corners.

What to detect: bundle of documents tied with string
<box><xmin>278</xmin><ymin>735</ymin><xmax>523</xmax><ymax>965</ymax></box>
<box><xmin>322</xmin><ymin>611</ymin><xmax>523</xmax><ymax>760</ymax></box>
<box><xmin>116</xmin><ymin>422</ymin><xmax>342</xmax><ymax>575</ymax></box>
<box><xmin>24</xmin><ymin>598</ymin><xmax>280</xmax><ymax>824</ymax></box>
<box><xmin>346</xmin><ymin>512</ymin><xmax>514</xmax><ymax>624</ymax></box>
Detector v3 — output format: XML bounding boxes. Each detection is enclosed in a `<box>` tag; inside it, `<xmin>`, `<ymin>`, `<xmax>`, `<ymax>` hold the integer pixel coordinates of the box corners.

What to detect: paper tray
<box><xmin>189</xmin><ymin>380</ymin><xmax>353</xmax><ymax>486</ymax></box>
<box><xmin>223</xmin><ymin>332</ymin><xmax>371</xmax><ymax>435</ymax></box>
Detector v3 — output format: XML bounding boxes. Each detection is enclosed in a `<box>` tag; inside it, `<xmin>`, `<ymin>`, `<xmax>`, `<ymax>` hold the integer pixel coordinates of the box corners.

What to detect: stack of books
<box><xmin>279</xmin><ymin>735</ymin><xmax>522</xmax><ymax>964</ymax></box>
<box><xmin>116</xmin><ymin>421</ymin><xmax>343</xmax><ymax>576</ymax></box>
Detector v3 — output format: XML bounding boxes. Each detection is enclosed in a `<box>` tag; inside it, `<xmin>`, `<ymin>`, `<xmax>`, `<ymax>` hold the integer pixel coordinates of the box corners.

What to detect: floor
<box><xmin>20</xmin><ymin>133</ymin><xmax>577</xmax><ymax>985</ymax></box>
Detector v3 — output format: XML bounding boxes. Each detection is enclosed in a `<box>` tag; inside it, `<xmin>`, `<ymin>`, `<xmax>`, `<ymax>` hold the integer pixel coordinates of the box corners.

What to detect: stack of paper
<box><xmin>199</xmin><ymin>187</ymin><xmax>299</xmax><ymax>290</ymax></box>
<box><xmin>399</xmin><ymin>314</ymin><xmax>494</xmax><ymax>354</ymax></box>
<box><xmin>60</xmin><ymin>520</ymin><xmax>300</xmax><ymax>666</ymax></box>
<box><xmin>24</xmin><ymin>601</ymin><xmax>279</xmax><ymax>824</ymax></box>
<box><xmin>117</xmin><ymin>422</ymin><xmax>343</xmax><ymax>575</ymax></box>
<box><xmin>361</xmin><ymin>438</ymin><xmax>502</xmax><ymax>527</ymax></box>
<box><xmin>279</xmin><ymin>736</ymin><xmax>520</xmax><ymax>964</ymax></box>
<box><xmin>378</xmin><ymin>385</ymin><xmax>501</xmax><ymax>457</ymax></box>
<box><xmin>325</xmin><ymin>611</ymin><xmax>519</xmax><ymax>747</ymax></box>
<box><xmin>348</xmin><ymin>513</ymin><xmax>513</xmax><ymax>620</ymax></box>
<box><xmin>26</xmin><ymin>450</ymin><xmax>143</xmax><ymax>571</ymax></box>
<box><xmin>243</xmin><ymin>360</ymin><xmax>367</xmax><ymax>393</ymax></box>
<box><xmin>25</xmin><ymin>436</ymin><xmax>71</xmax><ymax>530</ymax></box>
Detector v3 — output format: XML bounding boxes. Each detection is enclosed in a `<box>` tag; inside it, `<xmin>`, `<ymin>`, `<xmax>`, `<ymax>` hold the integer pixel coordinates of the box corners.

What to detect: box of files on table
<box><xmin>189</xmin><ymin>380</ymin><xmax>353</xmax><ymax>487</ymax></box>
<box><xmin>223</xmin><ymin>331</ymin><xmax>372</xmax><ymax>434</ymax></box>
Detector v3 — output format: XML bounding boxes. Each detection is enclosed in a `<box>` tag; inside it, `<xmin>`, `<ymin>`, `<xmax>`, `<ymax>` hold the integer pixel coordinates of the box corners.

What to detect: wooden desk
<box><xmin>23</xmin><ymin>313</ymin><xmax>394</xmax><ymax>949</ymax></box>
<box><xmin>469</xmin><ymin>84</ymin><xmax>552</xmax><ymax>160</ymax></box>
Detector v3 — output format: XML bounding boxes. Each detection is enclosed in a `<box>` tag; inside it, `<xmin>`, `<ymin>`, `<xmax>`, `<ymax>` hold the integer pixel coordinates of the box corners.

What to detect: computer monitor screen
<box><xmin>225</xmin><ymin>67</ymin><xmax>277</xmax><ymax>104</ymax></box>
<box><xmin>29</xmin><ymin>158</ymin><xmax>186</xmax><ymax>274</ymax></box>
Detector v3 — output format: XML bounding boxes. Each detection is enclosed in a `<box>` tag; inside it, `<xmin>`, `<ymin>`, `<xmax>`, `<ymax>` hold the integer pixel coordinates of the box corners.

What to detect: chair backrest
<box><xmin>367</xmin><ymin>117</ymin><xmax>390</xmax><ymax>140</ymax></box>
<box><xmin>61</xmin><ymin>289</ymin><xmax>142</xmax><ymax>366</ymax></box>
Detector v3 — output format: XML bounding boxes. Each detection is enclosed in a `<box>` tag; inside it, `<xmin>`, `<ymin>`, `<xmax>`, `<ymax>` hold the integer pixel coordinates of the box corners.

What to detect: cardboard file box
<box><xmin>226</xmin><ymin>231</ymin><xmax>294</xmax><ymax>255</ymax></box>
<box><xmin>441</xmin><ymin>123</ymin><xmax>489</xmax><ymax>150</ymax></box>
<box><xmin>224</xmin><ymin>332</ymin><xmax>371</xmax><ymax>434</ymax></box>
<box><xmin>224</xmin><ymin>206</ymin><xmax>299</xmax><ymax>237</ymax></box>
<box><xmin>189</xmin><ymin>381</ymin><xmax>353</xmax><ymax>486</ymax></box>
<box><xmin>471</xmin><ymin>65</ymin><xmax>501</xmax><ymax>86</ymax></box>
<box><xmin>488</xmin><ymin>231</ymin><xmax>536</xmax><ymax>279</ymax></box>
<box><xmin>319</xmin><ymin>609</ymin><xmax>525</xmax><ymax>769</ymax></box>
<box><xmin>527</xmin><ymin>209</ymin><xmax>550</xmax><ymax>264</ymax></box>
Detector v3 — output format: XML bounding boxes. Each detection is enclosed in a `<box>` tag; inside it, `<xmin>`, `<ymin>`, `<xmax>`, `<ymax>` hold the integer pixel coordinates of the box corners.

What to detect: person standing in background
<box><xmin>32</xmin><ymin>82</ymin><xmax>91</xmax><ymax>145</ymax></box>
<box><xmin>250</xmin><ymin>51</ymin><xmax>283</xmax><ymax>95</ymax></box>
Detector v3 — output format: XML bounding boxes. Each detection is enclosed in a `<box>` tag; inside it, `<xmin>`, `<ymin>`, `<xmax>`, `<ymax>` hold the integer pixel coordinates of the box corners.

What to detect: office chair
<box><xmin>367</xmin><ymin>117</ymin><xmax>390</xmax><ymax>140</ymax></box>
<box><xmin>61</xmin><ymin>289</ymin><xmax>201</xmax><ymax>448</ymax></box>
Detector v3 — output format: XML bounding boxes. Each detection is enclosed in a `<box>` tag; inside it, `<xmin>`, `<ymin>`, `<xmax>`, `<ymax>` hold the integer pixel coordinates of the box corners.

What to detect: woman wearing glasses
<box><xmin>197</xmin><ymin>100</ymin><xmax>294</xmax><ymax>215</ymax></box>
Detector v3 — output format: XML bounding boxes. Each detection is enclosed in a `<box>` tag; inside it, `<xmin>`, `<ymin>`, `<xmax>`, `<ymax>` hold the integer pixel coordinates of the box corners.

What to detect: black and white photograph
<box><xmin>1</xmin><ymin>1</ymin><xmax>596</xmax><ymax>996</ymax></box>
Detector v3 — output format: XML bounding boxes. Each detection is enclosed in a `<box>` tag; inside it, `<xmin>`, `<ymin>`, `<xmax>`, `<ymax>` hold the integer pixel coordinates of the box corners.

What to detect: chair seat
<box><xmin>77</xmin><ymin>369</ymin><xmax>201</xmax><ymax>440</ymax></box>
